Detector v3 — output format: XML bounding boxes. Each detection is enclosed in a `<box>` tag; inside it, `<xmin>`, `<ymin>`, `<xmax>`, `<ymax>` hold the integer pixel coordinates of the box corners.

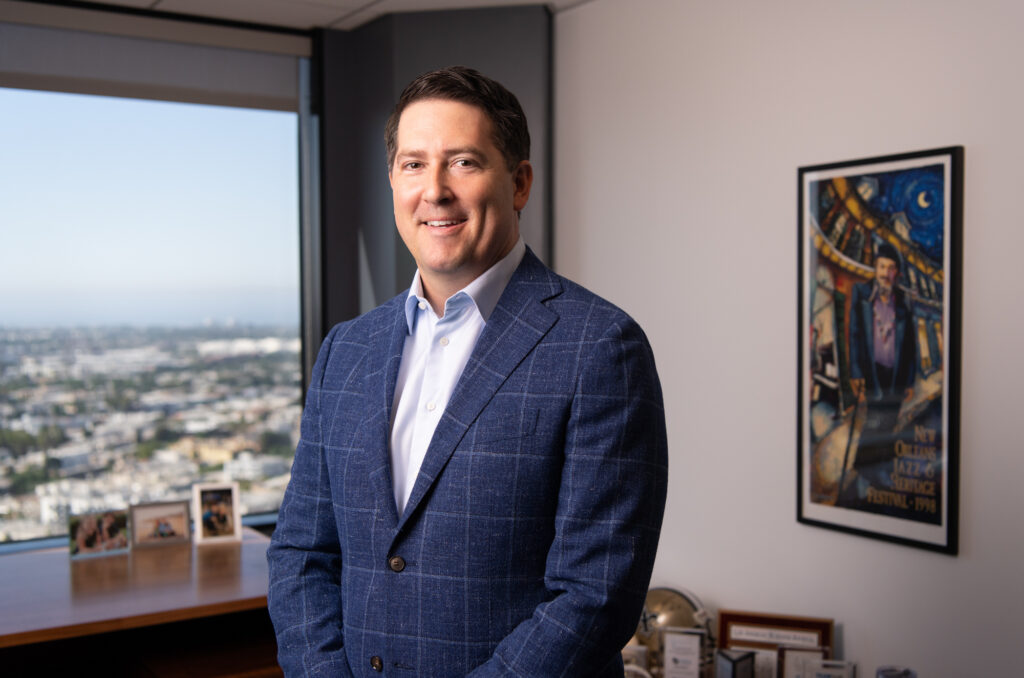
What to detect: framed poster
<box><xmin>797</xmin><ymin>146</ymin><xmax>963</xmax><ymax>554</ymax></box>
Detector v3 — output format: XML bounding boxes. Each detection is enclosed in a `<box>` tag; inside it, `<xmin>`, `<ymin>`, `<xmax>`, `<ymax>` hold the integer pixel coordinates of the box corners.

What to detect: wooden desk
<box><xmin>0</xmin><ymin>527</ymin><xmax>281</xmax><ymax>676</ymax></box>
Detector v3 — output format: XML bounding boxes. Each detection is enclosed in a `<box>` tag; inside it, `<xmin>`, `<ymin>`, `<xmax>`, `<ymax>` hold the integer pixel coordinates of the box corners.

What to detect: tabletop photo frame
<box><xmin>193</xmin><ymin>481</ymin><xmax>242</xmax><ymax>544</ymax></box>
<box><xmin>130</xmin><ymin>500</ymin><xmax>191</xmax><ymax>548</ymax></box>
<box><xmin>68</xmin><ymin>508</ymin><xmax>130</xmax><ymax>559</ymax></box>
<box><xmin>797</xmin><ymin>146</ymin><xmax>963</xmax><ymax>554</ymax></box>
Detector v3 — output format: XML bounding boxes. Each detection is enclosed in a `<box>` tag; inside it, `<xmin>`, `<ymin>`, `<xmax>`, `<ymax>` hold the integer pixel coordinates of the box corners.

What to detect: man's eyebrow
<box><xmin>395</xmin><ymin>146</ymin><xmax>487</xmax><ymax>159</ymax></box>
<box><xmin>445</xmin><ymin>146</ymin><xmax>485</xmax><ymax>157</ymax></box>
<box><xmin>395</xmin><ymin>149</ymin><xmax>427</xmax><ymax>159</ymax></box>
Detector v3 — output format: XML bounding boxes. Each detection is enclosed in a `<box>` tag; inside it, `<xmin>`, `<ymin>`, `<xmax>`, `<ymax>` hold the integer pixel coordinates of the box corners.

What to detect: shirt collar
<box><xmin>868</xmin><ymin>281</ymin><xmax>896</xmax><ymax>305</ymax></box>
<box><xmin>403</xmin><ymin>238</ymin><xmax>526</xmax><ymax>333</ymax></box>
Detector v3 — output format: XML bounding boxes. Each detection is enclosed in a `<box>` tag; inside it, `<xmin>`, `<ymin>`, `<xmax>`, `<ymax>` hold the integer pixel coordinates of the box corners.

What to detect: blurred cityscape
<box><xmin>0</xmin><ymin>325</ymin><xmax>301</xmax><ymax>543</ymax></box>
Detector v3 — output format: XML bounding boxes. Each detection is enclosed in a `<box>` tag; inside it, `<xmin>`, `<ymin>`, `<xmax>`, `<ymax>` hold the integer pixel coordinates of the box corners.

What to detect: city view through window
<box><xmin>0</xmin><ymin>88</ymin><xmax>302</xmax><ymax>543</ymax></box>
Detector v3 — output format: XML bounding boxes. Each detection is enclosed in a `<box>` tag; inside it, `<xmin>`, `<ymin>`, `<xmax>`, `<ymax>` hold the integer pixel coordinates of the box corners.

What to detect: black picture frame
<box><xmin>797</xmin><ymin>146</ymin><xmax>963</xmax><ymax>554</ymax></box>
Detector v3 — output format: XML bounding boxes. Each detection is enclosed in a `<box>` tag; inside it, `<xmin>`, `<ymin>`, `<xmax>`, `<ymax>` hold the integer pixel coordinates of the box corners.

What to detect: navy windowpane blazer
<box><xmin>267</xmin><ymin>248</ymin><xmax>668</xmax><ymax>677</ymax></box>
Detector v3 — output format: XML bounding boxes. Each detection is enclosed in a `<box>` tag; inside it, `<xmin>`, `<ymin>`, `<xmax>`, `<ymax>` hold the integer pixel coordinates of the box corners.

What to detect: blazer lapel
<box><xmin>365</xmin><ymin>297</ymin><xmax>410</xmax><ymax>530</ymax></box>
<box><xmin>396</xmin><ymin>249</ymin><xmax>562</xmax><ymax>532</ymax></box>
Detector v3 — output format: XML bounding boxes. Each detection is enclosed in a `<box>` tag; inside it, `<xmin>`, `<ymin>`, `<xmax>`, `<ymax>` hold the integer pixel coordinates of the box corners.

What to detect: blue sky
<box><xmin>0</xmin><ymin>87</ymin><xmax>300</xmax><ymax>327</ymax></box>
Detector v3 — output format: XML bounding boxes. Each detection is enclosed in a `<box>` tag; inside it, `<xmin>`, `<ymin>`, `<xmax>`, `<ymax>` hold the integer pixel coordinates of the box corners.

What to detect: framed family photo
<box><xmin>192</xmin><ymin>482</ymin><xmax>242</xmax><ymax>543</ymax></box>
<box><xmin>130</xmin><ymin>500</ymin><xmax>191</xmax><ymax>547</ymax></box>
<box><xmin>68</xmin><ymin>508</ymin><xmax>130</xmax><ymax>559</ymax></box>
<box><xmin>797</xmin><ymin>146</ymin><xmax>963</xmax><ymax>554</ymax></box>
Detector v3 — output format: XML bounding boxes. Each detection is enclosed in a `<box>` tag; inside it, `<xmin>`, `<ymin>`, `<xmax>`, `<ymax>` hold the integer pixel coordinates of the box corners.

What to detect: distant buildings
<box><xmin>0</xmin><ymin>326</ymin><xmax>301</xmax><ymax>543</ymax></box>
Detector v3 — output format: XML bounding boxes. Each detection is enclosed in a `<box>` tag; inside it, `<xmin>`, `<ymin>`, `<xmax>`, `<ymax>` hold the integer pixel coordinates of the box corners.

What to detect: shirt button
<box><xmin>389</xmin><ymin>555</ymin><xmax>406</xmax><ymax>572</ymax></box>
<box><xmin>370</xmin><ymin>655</ymin><xmax>383</xmax><ymax>672</ymax></box>
<box><xmin>426</xmin><ymin>401</ymin><xmax>436</xmax><ymax>411</ymax></box>
<box><xmin>418</xmin><ymin>301</ymin><xmax>426</xmax><ymax>310</ymax></box>
<box><xmin>439</xmin><ymin>336</ymin><xmax>450</xmax><ymax>346</ymax></box>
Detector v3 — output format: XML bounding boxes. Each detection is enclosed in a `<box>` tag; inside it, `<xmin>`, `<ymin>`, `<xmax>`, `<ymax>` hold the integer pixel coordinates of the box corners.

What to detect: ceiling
<box><xmin>83</xmin><ymin>0</ymin><xmax>587</xmax><ymax>31</ymax></box>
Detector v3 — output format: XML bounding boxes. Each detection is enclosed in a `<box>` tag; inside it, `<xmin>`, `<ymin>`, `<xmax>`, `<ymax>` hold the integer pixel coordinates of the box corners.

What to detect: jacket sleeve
<box><xmin>468</xmin><ymin>317</ymin><xmax>669</xmax><ymax>677</ymax></box>
<box><xmin>267</xmin><ymin>324</ymin><xmax>355</xmax><ymax>678</ymax></box>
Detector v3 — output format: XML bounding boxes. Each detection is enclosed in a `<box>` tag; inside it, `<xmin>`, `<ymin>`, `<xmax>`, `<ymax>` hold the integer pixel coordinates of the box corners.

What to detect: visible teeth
<box><xmin>425</xmin><ymin>220</ymin><xmax>460</xmax><ymax>226</ymax></box>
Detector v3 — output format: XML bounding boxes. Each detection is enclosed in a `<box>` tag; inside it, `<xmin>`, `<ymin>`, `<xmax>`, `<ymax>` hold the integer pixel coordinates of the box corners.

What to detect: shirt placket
<box><xmin>412</xmin><ymin>312</ymin><xmax>454</xmax><ymax>453</ymax></box>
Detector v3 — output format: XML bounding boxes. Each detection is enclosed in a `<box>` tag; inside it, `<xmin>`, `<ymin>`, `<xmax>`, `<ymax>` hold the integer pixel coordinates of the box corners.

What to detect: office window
<box><xmin>0</xmin><ymin>87</ymin><xmax>301</xmax><ymax>543</ymax></box>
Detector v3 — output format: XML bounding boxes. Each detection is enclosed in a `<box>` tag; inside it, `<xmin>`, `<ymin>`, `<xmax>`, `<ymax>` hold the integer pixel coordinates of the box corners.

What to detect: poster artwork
<box><xmin>799</xmin><ymin>147</ymin><xmax>961</xmax><ymax>552</ymax></box>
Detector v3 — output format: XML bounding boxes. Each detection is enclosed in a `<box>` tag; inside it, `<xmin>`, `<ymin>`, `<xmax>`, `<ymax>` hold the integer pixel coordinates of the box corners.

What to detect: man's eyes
<box><xmin>400</xmin><ymin>158</ymin><xmax>479</xmax><ymax>171</ymax></box>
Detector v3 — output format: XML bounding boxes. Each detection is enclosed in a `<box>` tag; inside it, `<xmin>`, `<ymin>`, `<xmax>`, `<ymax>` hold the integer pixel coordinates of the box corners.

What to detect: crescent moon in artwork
<box><xmin>918</xmin><ymin>191</ymin><xmax>931</xmax><ymax>209</ymax></box>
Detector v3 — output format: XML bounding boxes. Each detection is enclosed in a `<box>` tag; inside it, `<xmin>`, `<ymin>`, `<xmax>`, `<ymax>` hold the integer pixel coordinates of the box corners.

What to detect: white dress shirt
<box><xmin>389</xmin><ymin>238</ymin><xmax>526</xmax><ymax>515</ymax></box>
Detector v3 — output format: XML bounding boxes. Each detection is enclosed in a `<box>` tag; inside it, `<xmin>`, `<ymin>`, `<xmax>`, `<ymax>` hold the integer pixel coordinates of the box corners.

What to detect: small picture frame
<box><xmin>193</xmin><ymin>482</ymin><xmax>242</xmax><ymax>543</ymax></box>
<box><xmin>130</xmin><ymin>500</ymin><xmax>191</xmax><ymax>547</ymax></box>
<box><xmin>68</xmin><ymin>508</ymin><xmax>130</xmax><ymax>559</ymax></box>
<box><xmin>779</xmin><ymin>645</ymin><xmax>828</xmax><ymax>678</ymax></box>
<box><xmin>661</xmin><ymin>627</ymin><xmax>704</xmax><ymax>678</ymax></box>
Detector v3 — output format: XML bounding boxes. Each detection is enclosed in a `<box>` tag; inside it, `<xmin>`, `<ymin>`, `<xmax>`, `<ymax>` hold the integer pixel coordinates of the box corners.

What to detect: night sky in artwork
<box><xmin>853</xmin><ymin>164</ymin><xmax>945</xmax><ymax>263</ymax></box>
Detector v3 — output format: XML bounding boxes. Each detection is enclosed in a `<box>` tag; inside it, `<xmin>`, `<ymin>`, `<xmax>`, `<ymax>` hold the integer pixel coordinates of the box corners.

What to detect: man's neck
<box><xmin>417</xmin><ymin>238</ymin><xmax>528</xmax><ymax>319</ymax></box>
<box><xmin>419</xmin><ymin>239</ymin><xmax>521</xmax><ymax>316</ymax></box>
<box><xmin>421</xmin><ymin>277</ymin><xmax>465</xmax><ymax>317</ymax></box>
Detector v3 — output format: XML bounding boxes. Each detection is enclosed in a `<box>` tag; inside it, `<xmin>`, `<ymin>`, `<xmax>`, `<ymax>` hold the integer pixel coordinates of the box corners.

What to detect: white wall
<box><xmin>554</xmin><ymin>1</ymin><xmax>1024</xmax><ymax>675</ymax></box>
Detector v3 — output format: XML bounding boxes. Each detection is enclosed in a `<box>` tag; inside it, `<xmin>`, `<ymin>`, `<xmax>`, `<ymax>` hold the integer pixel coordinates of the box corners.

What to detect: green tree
<box><xmin>0</xmin><ymin>429</ymin><xmax>37</xmax><ymax>457</ymax></box>
<box><xmin>9</xmin><ymin>466</ymin><xmax>47</xmax><ymax>495</ymax></box>
<box><xmin>260</xmin><ymin>431</ymin><xmax>294</xmax><ymax>456</ymax></box>
<box><xmin>135</xmin><ymin>440</ymin><xmax>163</xmax><ymax>460</ymax></box>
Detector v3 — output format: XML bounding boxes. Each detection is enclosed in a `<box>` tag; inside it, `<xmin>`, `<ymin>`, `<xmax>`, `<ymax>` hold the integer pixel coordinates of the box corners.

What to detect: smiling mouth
<box><xmin>423</xmin><ymin>219</ymin><xmax>466</xmax><ymax>227</ymax></box>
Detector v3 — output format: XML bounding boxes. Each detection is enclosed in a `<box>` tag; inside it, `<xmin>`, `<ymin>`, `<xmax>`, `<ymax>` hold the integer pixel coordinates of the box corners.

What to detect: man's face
<box><xmin>389</xmin><ymin>99</ymin><xmax>532</xmax><ymax>302</ymax></box>
<box><xmin>875</xmin><ymin>255</ymin><xmax>899</xmax><ymax>292</ymax></box>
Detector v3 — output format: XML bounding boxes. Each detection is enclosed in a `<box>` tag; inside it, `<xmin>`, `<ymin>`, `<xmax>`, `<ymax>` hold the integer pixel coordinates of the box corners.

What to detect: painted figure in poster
<box><xmin>807</xmin><ymin>165</ymin><xmax>946</xmax><ymax>525</ymax></box>
<box><xmin>840</xmin><ymin>242</ymin><xmax>917</xmax><ymax>508</ymax></box>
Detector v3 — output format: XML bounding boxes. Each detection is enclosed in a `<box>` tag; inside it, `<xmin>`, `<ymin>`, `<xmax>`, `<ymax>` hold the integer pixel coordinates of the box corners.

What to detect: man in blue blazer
<box><xmin>267</xmin><ymin>66</ymin><xmax>668</xmax><ymax>677</ymax></box>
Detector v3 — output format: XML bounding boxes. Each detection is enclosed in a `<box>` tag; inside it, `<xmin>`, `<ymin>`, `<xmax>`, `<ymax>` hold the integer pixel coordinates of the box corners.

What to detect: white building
<box><xmin>225</xmin><ymin>451</ymin><xmax>289</xmax><ymax>482</ymax></box>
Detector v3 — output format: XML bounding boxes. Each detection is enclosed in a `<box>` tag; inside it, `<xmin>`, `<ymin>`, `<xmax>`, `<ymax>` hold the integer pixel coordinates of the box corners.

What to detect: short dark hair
<box><xmin>876</xmin><ymin>242</ymin><xmax>903</xmax><ymax>272</ymax></box>
<box><xmin>385</xmin><ymin>66</ymin><xmax>530</xmax><ymax>172</ymax></box>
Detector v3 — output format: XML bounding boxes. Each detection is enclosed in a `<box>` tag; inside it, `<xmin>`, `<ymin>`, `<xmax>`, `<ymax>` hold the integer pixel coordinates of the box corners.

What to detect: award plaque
<box><xmin>779</xmin><ymin>645</ymin><xmax>827</xmax><ymax>678</ymax></box>
<box><xmin>662</xmin><ymin>627</ymin><xmax>704</xmax><ymax>678</ymax></box>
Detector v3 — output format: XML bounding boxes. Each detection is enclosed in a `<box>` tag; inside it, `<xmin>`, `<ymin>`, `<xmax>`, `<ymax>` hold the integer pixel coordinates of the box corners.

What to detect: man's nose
<box><xmin>423</xmin><ymin>166</ymin><xmax>453</xmax><ymax>203</ymax></box>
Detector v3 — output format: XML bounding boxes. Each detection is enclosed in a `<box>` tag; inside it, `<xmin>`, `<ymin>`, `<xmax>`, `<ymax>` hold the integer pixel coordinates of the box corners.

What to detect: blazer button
<box><xmin>370</xmin><ymin>655</ymin><xmax>383</xmax><ymax>672</ymax></box>
<box><xmin>388</xmin><ymin>555</ymin><xmax>406</xmax><ymax>572</ymax></box>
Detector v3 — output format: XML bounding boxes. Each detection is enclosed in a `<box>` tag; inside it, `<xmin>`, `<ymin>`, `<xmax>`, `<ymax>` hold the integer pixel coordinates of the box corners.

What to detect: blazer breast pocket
<box><xmin>468</xmin><ymin>405</ymin><xmax>541</xmax><ymax>446</ymax></box>
<box><xmin>466</xmin><ymin>402</ymin><xmax>565</xmax><ymax>451</ymax></box>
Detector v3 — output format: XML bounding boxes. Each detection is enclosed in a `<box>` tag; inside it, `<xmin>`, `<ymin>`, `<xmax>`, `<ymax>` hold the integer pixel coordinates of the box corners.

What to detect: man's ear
<box><xmin>513</xmin><ymin>161</ymin><xmax>533</xmax><ymax>212</ymax></box>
